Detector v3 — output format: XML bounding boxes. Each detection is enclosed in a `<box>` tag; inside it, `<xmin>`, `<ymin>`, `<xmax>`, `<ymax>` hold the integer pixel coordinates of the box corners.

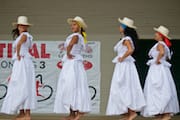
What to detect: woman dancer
<box><xmin>106</xmin><ymin>17</ymin><xmax>146</xmax><ymax>120</ymax></box>
<box><xmin>1</xmin><ymin>16</ymin><xmax>36</xmax><ymax>120</ymax></box>
<box><xmin>54</xmin><ymin>16</ymin><xmax>91</xmax><ymax>120</ymax></box>
<box><xmin>141</xmin><ymin>26</ymin><xmax>179</xmax><ymax>120</ymax></box>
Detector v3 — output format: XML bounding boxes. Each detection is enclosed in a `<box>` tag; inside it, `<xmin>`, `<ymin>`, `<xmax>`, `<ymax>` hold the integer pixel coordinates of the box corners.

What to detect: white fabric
<box><xmin>62</xmin><ymin>33</ymin><xmax>85</xmax><ymax>62</ymax></box>
<box><xmin>64</xmin><ymin>33</ymin><xmax>85</xmax><ymax>55</ymax></box>
<box><xmin>1</xmin><ymin>32</ymin><xmax>36</xmax><ymax>114</ymax></box>
<box><xmin>106</xmin><ymin>36</ymin><xmax>146</xmax><ymax>115</ymax></box>
<box><xmin>141</xmin><ymin>41</ymin><xmax>179</xmax><ymax>117</ymax></box>
<box><xmin>54</xmin><ymin>33</ymin><xmax>91</xmax><ymax>113</ymax></box>
<box><xmin>12</xmin><ymin>32</ymin><xmax>33</xmax><ymax>61</ymax></box>
<box><xmin>112</xmin><ymin>36</ymin><xmax>135</xmax><ymax>63</ymax></box>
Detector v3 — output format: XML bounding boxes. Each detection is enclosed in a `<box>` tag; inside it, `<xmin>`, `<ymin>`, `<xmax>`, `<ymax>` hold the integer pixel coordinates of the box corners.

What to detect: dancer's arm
<box><xmin>156</xmin><ymin>43</ymin><xmax>165</xmax><ymax>64</ymax></box>
<box><xmin>16</xmin><ymin>34</ymin><xmax>27</xmax><ymax>61</ymax></box>
<box><xmin>118</xmin><ymin>40</ymin><xmax>134</xmax><ymax>62</ymax></box>
<box><xmin>67</xmin><ymin>35</ymin><xmax>78</xmax><ymax>59</ymax></box>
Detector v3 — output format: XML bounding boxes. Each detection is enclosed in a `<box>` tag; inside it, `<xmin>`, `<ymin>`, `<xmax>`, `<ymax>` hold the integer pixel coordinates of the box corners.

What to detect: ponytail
<box><xmin>157</xmin><ymin>32</ymin><xmax>172</xmax><ymax>48</ymax></box>
<box><xmin>12</xmin><ymin>27</ymin><xmax>20</xmax><ymax>39</ymax></box>
<box><xmin>124</xmin><ymin>26</ymin><xmax>139</xmax><ymax>58</ymax></box>
<box><xmin>80</xmin><ymin>28</ymin><xmax>88</xmax><ymax>44</ymax></box>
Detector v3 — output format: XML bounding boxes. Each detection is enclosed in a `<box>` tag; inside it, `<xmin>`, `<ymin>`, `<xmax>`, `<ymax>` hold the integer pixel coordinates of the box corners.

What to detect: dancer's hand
<box><xmin>156</xmin><ymin>59</ymin><xmax>161</xmax><ymax>64</ymax></box>
<box><xmin>17</xmin><ymin>55</ymin><xmax>21</xmax><ymax>61</ymax></box>
<box><xmin>67</xmin><ymin>54</ymin><xmax>74</xmax><ymax>59</ymax></box>
<box><xmin>118</xmin><ymin>57</ymin><xmax>124</xmax><ymax>62</ymax></box>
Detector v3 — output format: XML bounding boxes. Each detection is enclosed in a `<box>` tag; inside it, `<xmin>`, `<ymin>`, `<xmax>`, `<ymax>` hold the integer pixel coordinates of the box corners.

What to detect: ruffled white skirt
<box><xmin>1</xmin><ymin>58</ymin><xmax>36</xmax><ymax>114</ymax></box>
<box><xmin>141</xmin><ymin>62</ymin><xmax>179</xmax><ymax>117</ymax></box>
<box><xmin>106</xmin><ymin>61</ymin><xmax>146</xmax><ymax>115</ymax></box>
<box><xmin>54</xmin><ymin>58</ymin><xmax>91</xmax><ymax>113</ymax></box>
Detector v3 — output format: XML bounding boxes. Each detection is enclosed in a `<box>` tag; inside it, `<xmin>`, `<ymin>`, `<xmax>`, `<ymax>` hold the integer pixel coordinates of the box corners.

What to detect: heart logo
<box><xmin>36</xmin><ymin>74</ymin><xmax>53</xmax><ymax>102</ymax></box>
<box><xmin>57</xmin><ymin>61</ymin><xmax>63</xmax><ymax>69</ymax></box>
<box><xmin>57</xmin><ymin>60</ymin><xmax>93</xmax><ymax>70</ymax></box>
<box><xmin>89</xmin><ymin>86</ymin><xmax>96</xmax><ymax>100</ymax></box>
<box><xmin>37</xmin><ymin>85</ymin><xmax>53</xmax><ymax>102</ymax></box>
<box><xmin>0</xmin><ymin>84</ymin><xmax>7</xmax><ymax>100</ymax></box>
<box><xmin>83</xmin><ymin>60</ymin><xmax>93</xmax><ymax>70</ymax></box>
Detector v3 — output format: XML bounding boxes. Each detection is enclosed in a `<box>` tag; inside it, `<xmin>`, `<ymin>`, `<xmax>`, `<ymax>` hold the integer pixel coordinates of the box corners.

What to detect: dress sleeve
<box><xmin>21</xmin><ymin>32</ymin><xmax>33</xmax><ymax>49</ymax></box>
<box><xmin>158</xmin><ymin>41</ymin><xmax>172</xmax><ymax>60</ymax></box>
<box><xmin>73</xmin><ymin>33</ymin><xmax>86</xmax><ymax>50</ymax></box>
<box><xmin>123</xmin><ymin>36</ymin><xmax>135</xmax><ymax>49</ymax></box>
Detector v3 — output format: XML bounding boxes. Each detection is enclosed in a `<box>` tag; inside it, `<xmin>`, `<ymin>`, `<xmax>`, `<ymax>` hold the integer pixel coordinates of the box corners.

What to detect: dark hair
<box><xmin>12</xmin><ymin>27</ymin><xmax>20</xmax><ymax>39</ymax></box>
<box><xmin>80</xmin><ymin>28</ymin><xmax>85</xmax><ymax>38</ymax></box>
<box><xmin>124</xmin><ymin>26</ymin><xmax>139</xmax><ymax>58</ymax></box>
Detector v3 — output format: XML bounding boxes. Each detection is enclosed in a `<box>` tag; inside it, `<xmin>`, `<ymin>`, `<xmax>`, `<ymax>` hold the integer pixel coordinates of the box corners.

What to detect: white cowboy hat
<box><xmin>154</xmin><ymin>25</ymin><xmax>170</xmax><ymax>39</ymax></box>
<box><xmin>67</xmin><ymin>16</ymin><xmax>87</xmax><ymax>29</ymax></box>
<box><xmin>12</xmin><ymin>16</ymin><xmax>32</xmax><ymax>26</ymax></box>
<box><xmin>118</xmin><ymin>17</ymin><xmax>137</xmax><ymax>29</ymax></box>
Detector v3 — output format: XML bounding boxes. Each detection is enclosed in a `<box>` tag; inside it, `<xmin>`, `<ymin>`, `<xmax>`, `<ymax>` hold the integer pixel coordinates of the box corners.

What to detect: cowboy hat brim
<box><xmin>118</xmin><ymin>18</ymin><xmax>137</xmax><ymax>29</ymax></box>
<box><xmin>154</xmin><ymin>27</ymin><xmax>171</xmax><ymax>39</ymax></box>
<box><xmin>67</xmin><ymin>18</ymin><xmax>87</xmax><ymax>29</ymax></box>
<box><xmin>12</xmin><ymin>22</ymin><xmax>33</xmax><ymax>27</ymax></box>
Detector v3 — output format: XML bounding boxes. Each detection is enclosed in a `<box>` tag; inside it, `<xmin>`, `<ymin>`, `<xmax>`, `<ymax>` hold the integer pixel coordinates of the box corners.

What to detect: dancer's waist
<box><xmin>12</xmin><ymin>53</ymin><xmax>32</xmax><ymax>60</ymax></box>
<box><xmin>147</xmin><ymin>59</ymin><xmax>171</xmax><ymax>67</ymax></box>
<box><xmin>62</xmin><ymin>54</ymin><xmax>83</xmax><ymax>62</ymax></box>
<box><xmin>112</xmin><ymin>55</ymin><xmax>135</xmax><ymax>63</ymax></box>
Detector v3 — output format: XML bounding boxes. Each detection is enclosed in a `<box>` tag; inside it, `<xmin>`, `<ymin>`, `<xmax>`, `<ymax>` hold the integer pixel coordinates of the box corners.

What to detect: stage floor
<box><xmin>0</xmin><ymin>114</ymin><xmax>180</xmax><ymax>120</ymax></box>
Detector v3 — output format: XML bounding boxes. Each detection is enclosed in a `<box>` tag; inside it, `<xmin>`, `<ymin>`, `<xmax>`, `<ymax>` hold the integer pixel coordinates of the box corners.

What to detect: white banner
<box><xmin>0</xmin><ymin>41</ymin><xmax>101</xmax><ymax>113</ymax></box>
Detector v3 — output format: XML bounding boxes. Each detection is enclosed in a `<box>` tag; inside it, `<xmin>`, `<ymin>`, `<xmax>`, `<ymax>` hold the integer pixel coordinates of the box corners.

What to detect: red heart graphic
<box><xmin>83</xmin><ymin>60</ymin><xmax>93</xmax><ymax>70</ymax></box>
<box><xmin>57</xmin><ymin>60</ymin><xmax>93</xmax><ymax>70</ymax></box>
<box><xmin>57</xmin><ymin>61</ymin><xmax>63</xmax><ymax>69</ymax></box>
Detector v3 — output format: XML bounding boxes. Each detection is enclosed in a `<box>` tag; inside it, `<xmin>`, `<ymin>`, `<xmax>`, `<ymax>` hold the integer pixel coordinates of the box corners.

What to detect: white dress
<box><xmin>141</xmin><ymin>41</ymin><xmax>179</xmax><ymax>117</ymax></box>
<box><xmin>106</xmin><ymin>36</ymin><xmax>146</xmax><ymax>115</ymax></box>
<box><xmin>1</xmin><ymin>32</ymin><xmax>36</xmax><ymax>114</ymax></box>
<box><xmin>54</xmin><ymin>33</ymin><xmax>91</xmax><ymax>113</ymax></box>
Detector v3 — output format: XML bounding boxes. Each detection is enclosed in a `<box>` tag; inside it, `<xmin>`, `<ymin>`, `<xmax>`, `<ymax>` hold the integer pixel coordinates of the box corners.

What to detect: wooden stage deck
<box><xmin>0</xmin><ymin>114</ymin><xmax>180</xmax><ymax>120</ymax></box>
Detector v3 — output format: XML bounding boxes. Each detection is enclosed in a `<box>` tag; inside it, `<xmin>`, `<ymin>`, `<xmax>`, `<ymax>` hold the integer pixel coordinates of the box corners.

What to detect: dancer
<box><xmin>54</xmin><ymin>16</ymin><xmax>91</xmax><ymax>120</ymax></box>
<box><xmin>141</xmin><ymin>26</ymin><xmax>179</xmax><ymax>120</ymax></box>
<box><xmin>1</xmin><ymin>16</ymin><xmax>36</xmax><ymax>120</ymax></box>
<box><xmin>106</xmin><ymin>17</ymin><xmax>146</xmax><ymax>120</ymax></box>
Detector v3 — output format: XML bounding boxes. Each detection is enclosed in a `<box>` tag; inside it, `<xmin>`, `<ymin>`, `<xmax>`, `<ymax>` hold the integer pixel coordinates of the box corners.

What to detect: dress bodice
<box><xmin>12</xmin><ymin>32</ymin><xmax>33</xmax><ymax>60</ymax></box>
<box><xmin>147</xmin><ymin>41</ymin><xmax>171</xmax><ymax>67</ymax></box>
<box><xmin>112</xmin><ymin>36</ymin><xmax>135</xmax><ymax>63</ymax></box>
<box><xmin>63</xmin><ymin>33</ymin><xmax>85</xmax><ymax>61</ymax></box>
